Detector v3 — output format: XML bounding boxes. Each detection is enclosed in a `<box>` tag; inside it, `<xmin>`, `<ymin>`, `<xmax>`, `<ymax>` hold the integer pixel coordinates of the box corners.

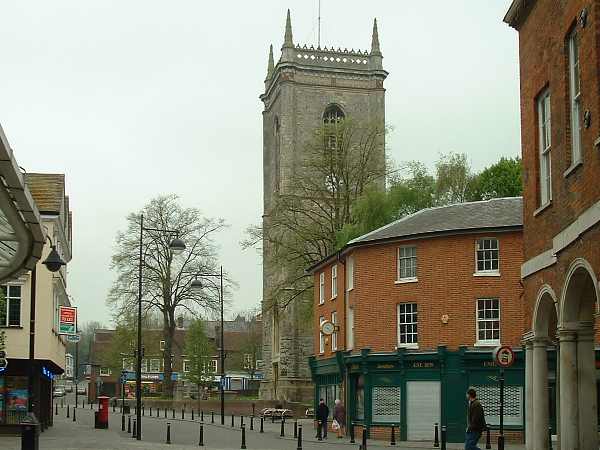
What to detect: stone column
<box><xmin>558</xmin><ymin>330</ymin><xmax>578</xmax><ymax>450</ymax></box>
<box><xmin>577</xmin><ymin>327</ymin><xmax>597</xmax><ymax>450</ymax></box>
<box><xmin>533</xmin><ymin>338</ymin><xmax>549</xmax><ymax>450</ymax></box>
<box><xmin>524</xmin><ymin>341</ymin><xmax>534</xmax><ymax>450</ymax></box>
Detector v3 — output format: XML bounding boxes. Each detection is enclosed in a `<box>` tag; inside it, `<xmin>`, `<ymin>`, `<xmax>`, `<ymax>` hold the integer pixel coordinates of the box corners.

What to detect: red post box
<box><xmin>95</xmin><ymin>396</ymin><xmax>109</xmax><ymax>429</ymax></box>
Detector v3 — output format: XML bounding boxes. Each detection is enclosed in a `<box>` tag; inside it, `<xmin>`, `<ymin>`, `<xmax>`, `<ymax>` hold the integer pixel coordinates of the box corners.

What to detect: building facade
<box><xmin>504</xmin><ymin>1</ymin><xmax>600</xmax><ymax>449</ymax></box>
<box><xmin>309</xmin><ymin>198</ymin><xmax>526</xmax><ymax>442</ymax></box>
<box><xmin>260</xmin><ymin>10</ymin><xmax>388</xmax><ymax>402</ymax></box>
<box><xmin>1</xmin><ymin>173</ymin><xmax>72</xmax><ymax>429</ymax></box>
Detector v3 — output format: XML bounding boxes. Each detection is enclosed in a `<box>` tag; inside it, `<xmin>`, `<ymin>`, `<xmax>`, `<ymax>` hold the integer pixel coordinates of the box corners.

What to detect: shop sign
<box><xmin>41</xmin><ymin>366</ymin><xmax>55</xmax><ymax>380</ymax></box>
<box><xmin>58</xmin><ymin>306</ymin><xmax>77</xmax><ymax>335</ymax></box>
<box><xmin>376</xmin><ymin>364</ymin><xmax>395</xmax><ymax>369</ymax></box>
<box><xmin>411</xmin><ymin>361</ymin><xmax>435</xmax><ymax>368</ymax></box>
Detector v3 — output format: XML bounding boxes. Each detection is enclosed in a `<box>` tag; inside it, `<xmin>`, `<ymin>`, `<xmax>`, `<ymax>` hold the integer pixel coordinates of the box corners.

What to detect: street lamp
<box><xmin>28</xmin><ymin>236</ymin><xmax>66</xmax><ymax>416</ymax></box>
<box><xmin>135</xmin><ymin>214</ymin><xmax>185</xmax><ymax>440</ymax></box>
<box><xmin>190</xmin><ymin>267</ymin><xmax>225</xmax><ymax>425</ymax></box>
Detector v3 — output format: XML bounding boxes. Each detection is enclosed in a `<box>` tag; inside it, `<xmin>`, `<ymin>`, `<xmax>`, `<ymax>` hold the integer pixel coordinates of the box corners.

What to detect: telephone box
<box><xmin>95</xmin><ymin>396</ymin><xmax>109</xmax><ymax>429</ymax></box>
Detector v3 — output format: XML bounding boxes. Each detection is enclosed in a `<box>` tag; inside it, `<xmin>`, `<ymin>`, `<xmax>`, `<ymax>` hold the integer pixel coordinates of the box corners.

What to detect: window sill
<box><xmin>564</xmin><ymin>159</ymin><xmax>583</xmax><ymax>178</ymax></box>
<box><xmin>0</xmin><ymin>325</ymin><xmax>23</xmax><ymax>329</ymax></box>
<box><xmin>594</xmin><ymin>135</ymin><xmax>600</xmax><ymax>149</ymax></box>
<box><xmin>395</xmin><ymin>277</ymin><xmax>418</xmax><ymax>284</ymax></box>
<box><xmin>330</xmin><ymin>296</ymin><xmax>337</xmax><ymax>301</ymax></box>
<box><xmin>396</xmin><ymin>343</ymin><xmax>418</xmax><ymax>349</ymax></box>
<box><xmin>346</xmin><ymin>287</ymin><xmax>354</xmax><ymax>293</ymax></box>
<box><xmin>534</xmin><ymin>202</ymin><xmax>552</xmax><ymax>217</ymax></box>
<box><xmin>318</xmin><ymin>301</ymin><xmax>325</xmax><ymax>306</ymax></box>
<box><xmin>473</xmin><ymin>272</ymin><xmax>500</xmax><ymax>277</ymax></box>
<box><xmin>474</xmin><ymin>341</ymin><xmax>500</xmax><ymax>348</ymax></box>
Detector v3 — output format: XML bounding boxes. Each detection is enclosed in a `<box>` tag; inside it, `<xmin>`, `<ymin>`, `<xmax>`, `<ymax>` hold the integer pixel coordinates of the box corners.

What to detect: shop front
<box><xmin>121</xmin><ymin>371</ymin><xmax>180</xmax><ymax>398</ymax></box>
<box><xmin>310</xmin><ymin>346</ymin><xmax>527</xmax><ymax>443</ymax></box>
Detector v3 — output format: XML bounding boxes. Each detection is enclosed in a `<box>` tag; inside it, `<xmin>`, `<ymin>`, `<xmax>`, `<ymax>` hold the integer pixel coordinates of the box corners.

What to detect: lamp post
<box><xmin>28</xmin><ymin>236</ymin><xmax>66</xmax><ymax>417</ymax></box>
<box><xmin>135</xmin><ymin>214</ymin><xmax>185</xmax><ymax>440</ymax></box>
<box><xmin>190</xmin><ymin>267</ymin><xmax>225</xmax><ymax>424</ymax></box>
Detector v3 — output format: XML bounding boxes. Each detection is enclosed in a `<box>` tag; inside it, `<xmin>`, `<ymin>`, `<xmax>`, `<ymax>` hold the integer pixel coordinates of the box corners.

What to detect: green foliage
<box><xmin>469</xmin><ymin>157</ymin><xmax>522</xmax><ymax>201</ymax></box>
<box><xmin>183</xmin><ymin>320</ymin><xmax>215</xmax><ymax>389</ymax></box>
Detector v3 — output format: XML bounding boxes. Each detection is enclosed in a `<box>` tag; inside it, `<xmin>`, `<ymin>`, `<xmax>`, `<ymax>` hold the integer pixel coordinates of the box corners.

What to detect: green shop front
<box><xmin>309</xmin><ymin>347</ymin><xmax>526</xmax><ymax>443</ymax></box>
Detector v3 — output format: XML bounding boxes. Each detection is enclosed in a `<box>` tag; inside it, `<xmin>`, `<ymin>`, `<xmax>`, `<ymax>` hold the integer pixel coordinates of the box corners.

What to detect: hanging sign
<box><xmin>66</xmin><ymin>334</ymin><xmax>81</xmax><ymax>343</ymax></box>
<box><xmin>493</xmin><ymin>345</ymin><xmax>515</xmax><ymax>368</ymax></box>
<box><xmin>58</xmin><ymin>306</ymin><xmax>77</xmax><ymax>335</ymax></box>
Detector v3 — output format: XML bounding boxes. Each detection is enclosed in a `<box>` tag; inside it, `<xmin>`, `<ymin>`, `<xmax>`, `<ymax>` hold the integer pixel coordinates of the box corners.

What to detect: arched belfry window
<box><xmin>323</xmin><ymin>105</ymin><xmax>344</xmax><ymax>151</ymax></box>
<box><xmin>323</xmin><ymin>105</ymin><xmax>345</xmax><ymax>125</ymax></box>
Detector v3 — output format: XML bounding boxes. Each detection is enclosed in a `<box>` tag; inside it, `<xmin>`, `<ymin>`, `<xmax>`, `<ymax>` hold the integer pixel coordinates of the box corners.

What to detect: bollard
<box><xmin>232</xmin><ymin>413</ymin><xmax>235</xmax><ymax>427</ymax></box>
<box><xmin>166</xmin><ymin>422</ymin><xmax>171</xmax><ymax>445</ymax></box>
<box><xmin>113</xmin><ymin>403</ymin><xmax>116</xmax><ymax>413</ymax></box>
<box><xmin>55</xmin><ymin>403</ymin><xmax>58</xmax><ymax>415</ymax></box>
<box><xmin>549</xmin><ymin>426</ymin><xmax>553</xmax><ymax>450</ymax></box>
<box><xmin>486</xmin><ymin>428</ymin><xmax>491</xmax><ymax>449</ymax></box>
<box><xmin>498</xmin><ymin>434</ymin><xmax>505</xmax><ymax>450</ymax></box>
<box><xmin>182</xmin><ymin>408</ymin><xmax>185</xmax><ymax>420</ymax></box>
<box><xmin>122</xmin><ymin>414</ymin><xmax>126</xmax><ymax>431</ymax></box>
<box><xmin>350</xmin><ymin>422</ymin><xmax>355</xmax><ymax>443</ymax></box>
<box><xmin>66</xmin><ymin>405</ymin><xmax>70</xmax><ymax>418</ymax></box>
<box><xmin>317</xmin><ymin>420</ymin><xmax>322</xmax><ymax>441</ymax></box>
<box><xmin>294</xmin><ymin>420</ymin><xmax>297</xmax><ymax>438</ymax></box>
<box><xmin>199</xmin><ymin>422</ymin><xmax>204</xmax><ymax>446</ymax></box>
<box><xmin>201</xmin><ymin>410</ymin><xmax>204</xmax><ymax>422</ymax></box>
<box><xmin>132</xmin><ymin>419</ymin><xmax>136</xmax><ymax>439</ymax></box>
<box><xmin>72</xmin><ymin>406</ymin><xmax>76</xmax><ymax>422</ymax></box>
<box><xmin>434</xmin><ymin>423</ymin><xmax>440</xmax><ymax>447</ymax></box>
<box><xmin>61</xmin><ymin>399</ymin><xmax>64</xmax><ymax>408</ymax></box>
<box><xmin>150</xmin><ymin>406</ymin><xmax>153</xmax><ymax>416</ymax></box>
<box><xmin>272</xmin><ymin>413</ymin><xmax>275</xmax><ymax>424</ymax></box>
<box><xmin>250</xmin><ymin>415</ymin><xmax>254</xmax><ymax>431</ymax></box>
<box><xmin>191</xmin><ymin>409</ymin><xmax>194</xmax><ymax>421</ymax></box>
<box><xmin>260</xmin><ymin>416</ymin><xmax>264</xmax><ymax>433</ymax></box>
<box><xmin>172</xmin><ymin>408</ymin><xmax>175</xmax><ymax>419</ymax></box>
<box><xmin>241</xmin><ymin>415</ymin><xmax>244</xmax><ymax>428</ymax></box>
<box><xmin>441</xmin><ymin>425</ymin><xmax>447</xmax><ymax>450</ymax></box>
<box><xmin>241</xmin><ymin>424</ymin><xmax>247</xmax><ymax>449</ymax></box>
<box><xmin>391</xmin><ymin>424</ymin><xmax>396</xmax><ymax>445</ymax></box>
<box><xmin>164</xmin><ymin>407</ymin><xmax>167</xmax><ymax>418</ymax></box>
<box><xmin>143</xmin><ymin>405</ymin><xmax>145</xmax><ymax>416</ymax></box>
<box><xmin>296</xmin><ymin>424</ymin><xmax>302</xmax><ymax>450</ymax></box>
<box><xmin>280</xmin><ymin>417</ymin><xmax>285</xmax><ymax>437</ymax></box>
<box><xmin>211</xmin><ymin>411</ymin><xmax>214</xmax><ymax>424</ymax></box>
<box><xmin>128</xmin><ymin>416</ymin><xmax>131</xmax><ymax>434</ymax></box>
<box><xmin>90</xmin><ymin>401</ymin><xmax>93</xmax><ymax>410</ymax></box>
<box><xmin>361</xmin><ymin>427</ymin><xmax>367</xmax><ymax>450</ymax></box>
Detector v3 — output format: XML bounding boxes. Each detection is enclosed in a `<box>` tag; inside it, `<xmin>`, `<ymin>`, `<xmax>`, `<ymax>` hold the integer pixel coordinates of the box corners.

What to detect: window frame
<box><xmin>99</xmin><ymin>367</ymin><xmax>112</xmax><ymax>377</ymax></box>
<box><xmin>475</xmin><ymin>298</ymin><xmax>501</xmax><ymax>346</ymax></box>
<box><xmin>331</xmin><ymin>311</ymin><xmax>338</xmax><ymax>351</ymax></box>
<box><xmin>567</xmin><ymin>28</ymin><xmax>582</xmax><ymax>170</ymax></box>
<box><xmin>319</xmin><ymin>316</ymin><xmax>325</xmax><ymax>354</ymax></box>
<box><xmin>537</xmin><ymin>89</ymin><xmax>552</xmax><ymax>208</ymax></box>
<box><xmin>149</xmin><ymin>358</ymin><xmax>161</xmax><ymax>372</ymax></box>
<box><xmin>397</xmin><ymin>303</ymin><xmax>418</xmax><ymax>348</ymax></box>
<box><xmin>1</xmin><ymin>284</ymin><xmax>22</xmax><ymax>327</ymax></box>
<box><xmin>346</xmin><ymin>256</ymin><xmax>354</xmax><ymax>291</ymax></box>
<box><xmin>396</xmin><ymin>246</ymin><xmax>418</xmax><ymax>283</ymax></box>
<box><xmin>183</xmin><ymin>359</ymin><xmax>191</xmax><ymax>373</ymax></box>
<box><xmin>210</xmin><ymin>359</ymin><xmax>218</xmax><ymax>373</ymax></box>
<box><xmin>474</xmin><ymin>238</ymin><xmax>500</xmax><ymax>276</ymax></box>
<box><xmin>159</xmin><ymin>340</ymin><xmax>166</xmax><ymax>351</ymax></box>
<box><xmin>319</xmin><ymin>272</ymin><xmax>325</xmax><ymax>305</ymax></box>
<box><xmin>346</xmin><ymin>307</ymin><xmax>354</xmax><ymax>350</ymax></box>
<box><xmin>331</xmin><ymin>265</ymin><xmax>338</xmax><ymax>299</ymax></box>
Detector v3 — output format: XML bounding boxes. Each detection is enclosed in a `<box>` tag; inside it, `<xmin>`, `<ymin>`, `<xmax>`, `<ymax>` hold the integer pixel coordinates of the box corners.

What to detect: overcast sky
<box><xmin>0</xmin><ymin>1</ymin><xmax>519</xmax><ymax>326</ymax></box>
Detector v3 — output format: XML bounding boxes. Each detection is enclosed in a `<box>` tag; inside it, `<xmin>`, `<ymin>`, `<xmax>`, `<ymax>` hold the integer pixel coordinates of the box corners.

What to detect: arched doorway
<box><xmin>559</xmin><ymin>259</ymin><xmax>599</xmax><ymax>450</ymax></box>
<box><xmin>529</xmin><ymin>286</ymin><xmax>558</xmax><ymax>450</ymax></box>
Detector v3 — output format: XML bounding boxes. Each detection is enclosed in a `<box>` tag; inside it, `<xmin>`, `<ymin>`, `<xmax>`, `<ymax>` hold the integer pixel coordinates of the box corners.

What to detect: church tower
<box><xmin>260</xmin><ymin>10</ymin><xmax>388</xmax><ymax>401</ymax></box>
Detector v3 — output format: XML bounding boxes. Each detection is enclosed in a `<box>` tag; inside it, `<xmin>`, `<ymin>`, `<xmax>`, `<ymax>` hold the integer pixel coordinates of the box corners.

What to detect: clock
<box><xmin>321</xmin><ymin>321</ymin><xmax>335</xmax><ymax>335</ymax></box>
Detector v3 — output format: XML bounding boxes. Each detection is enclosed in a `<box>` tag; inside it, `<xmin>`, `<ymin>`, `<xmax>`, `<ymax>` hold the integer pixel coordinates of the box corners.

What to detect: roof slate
<box><xmin>349</xmin><ymin>197</ymin><xmax>523</xmax><ymax>245</ymax></box>
<box><xmin>25</xmin><ymin>173</ymin><xmax>65</xmax><ymax>214</ymax></box>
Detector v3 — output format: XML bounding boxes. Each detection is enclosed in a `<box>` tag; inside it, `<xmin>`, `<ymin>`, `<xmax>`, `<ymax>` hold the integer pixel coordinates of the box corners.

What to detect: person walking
<box><xmin>333</xmin><ymin>399</ymin><xmax>345</xmax><ymax>438</ymax></box>
<box><xmin>316</xmin><ymin>398</ymin><xmax>329</xmax><ymax>440</ymax></box>
<box><xmin>465</xmin><ymin>388</ymin><xmax>486</xmax><ymax>450</ymax></box>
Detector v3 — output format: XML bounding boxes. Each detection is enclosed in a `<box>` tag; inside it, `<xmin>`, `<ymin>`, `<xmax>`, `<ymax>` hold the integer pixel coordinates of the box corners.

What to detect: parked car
<box><xmin>76</xmin><ymin>386</ymin><xmax>86</xmax><ymax>395</ymax></box>
<box><xmin>53</xmin><ymin>387</ymin><xmax>65</xmax><ymax>398</ymax></box>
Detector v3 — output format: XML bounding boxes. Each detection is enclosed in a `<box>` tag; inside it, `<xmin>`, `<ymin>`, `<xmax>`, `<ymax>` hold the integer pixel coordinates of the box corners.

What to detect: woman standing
<box><xmin>333</xmin><ymin>399</ymin><xmax>346</xmax><ymax>438</ymax></box>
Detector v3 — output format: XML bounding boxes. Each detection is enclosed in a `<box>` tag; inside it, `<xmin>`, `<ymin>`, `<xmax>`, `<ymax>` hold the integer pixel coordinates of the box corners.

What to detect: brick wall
<box><xmin>313</xmin><ymin>230</ymin><xmax>524</xmax><ymax>357</ymax></box>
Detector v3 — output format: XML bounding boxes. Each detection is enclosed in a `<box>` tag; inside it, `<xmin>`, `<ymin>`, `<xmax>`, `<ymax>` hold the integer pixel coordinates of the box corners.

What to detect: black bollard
<box><xmin>191</xmin><ymin>409</ymin><xmax>194</xmax><ymax>421</ymax></box>
<box><xmin>361</xmin><ymin>427</ymin><xmax>367</xmax><ymax>450</ymax></box>
<box><xmin>128</xmin><ymin>416</ymin><xmax>131</xmax><ymax>434</ymax></box>
<box><xmin>164</xmin><ymin>407</ymin><xmax>167</xmax><ymax>418</ymax></box>
<box><xmin>241</xmin><ymin>424</ymin><xmax>247</xmax><ymax>449</ymax></box>
<box><xmin>350</xmin><ymin>422</ymin><xmax>355</xmax><ymax>443</ymax></box>
<box><xmin>166</xmin><ymin>422</ymin><xmax>171</xmax><ymax>444</ymax></box>
<box><xmin>317</xmin><ymin>420</ymin><xmax>322</xmax><ymax>441</ymax></box>
<box><xmin>199</xmin><ymin>422</ymin><xmax>204</xmax><ymax>446</ymax></box>
<box><xmin>294</xmin><ymin>420</ymin><xmax>298</xmax><ymax>438</ymax></box>
<box><xmin>172</xmin><ymin>408</ymin><xmax>175</xmax><ymax>419</ymax></box>
<box><xmin>122</xmin><ymin>414</ymin><xmax>126</xmax><ymax>431</ymax></box>
<box><xmin>486</xmin><ymin>428</ymin><xmax>491</xmax><ymax>449</ymax></box>
<box><xmin>142</xmin><ymin>405</ymin><xmax>145</xmax><ymax>416</ymax></box>
<box><xmin>271</xmin><ymin>413</ymin><xmax>275</xmax><ymax>424</ymax></box>
<box><xmin>232</xmin><ymin>413</ymin><xmax>235</xmax><ymax>427</ymax></box>
<box><xmin>55</xmin><ymin>403</ymin><xmax>58</xmax><ymax>415</ymax></box>
<box><xmin>241</xmin><ymin>415</ymin><xmax>244</xmax><ymax>428</ymax></box>
<box><xmin>201</xmin><ymin>410</ymin><xmax>204</xmax><ymax>421</ymax></box>
<box><xmin>250</xmin><ymin>415</ymin><xmax>254</xmax><ymax>431</ymax></box>
<box><xmin>260</xmin><ymin>416</ymin><xmax>264</xmax><ymax>433</ymax></box>
<box><xmin>549</xmin><ymin>426</ymin><xmax>553</xmax><ymax>450</ymax></box>
<box><xmin>441</xmin><ymin>425</ymin><xmax>447</xmax><ymax>450</ymax></box>
<box><xmin>72</xmin><ymin>406</ymin><xmax>76</xmax><ymax>422</ymax></box>
<box><xmin>182</xmin><ymin>408</ymin><xmax>185</xmax><ymax>420</ymax></box>
<box><xmin>211</xmin><ymin>411</ymin><xmax>214</xmax><ymax>424</ymax></box>
<box><xmin>434</xmin><ymin>423</ymin><xmax>440</xmax><ymax>447</ymax></box>
<box><xmin>61</xmin><ymin>399</ymin><xmax>64</xmax><ymax>408</ymax></box>
<box><xmin>132</xmin><ymin>419</ymin><xmax>136</xmax><ymax>439</ymax></box>
<box><xmin>150</xmin><ymin>406</ymin><xmax>153</xmax><ymax>416</ymax></box>
<box><xmin>296</xmin><ymin>424</ymin><xmax>302</xmax><ymax>450</ymax></box>
<box><xmin>391</xmin><ymin>425</ymin><xmax>396</xmax><ymax>445</ymax></box>
<box><xmin>66</xmin><ymin>405</ymin><xmax>70</xmax><ymax>418</ymax></box>
<box><xmin>280</xmin><ymin>417</ymin><xmax>285</xmax><ymax>437</ymax></box>
<box><xmin>90</xmin><ymin>401</ymin><xmax>93</xmax><ymax>410</ymax></box>
<box><xmin>498</xmin><ymin>434</ymin><xmax>505</xmax><ymax>450</ymax></box>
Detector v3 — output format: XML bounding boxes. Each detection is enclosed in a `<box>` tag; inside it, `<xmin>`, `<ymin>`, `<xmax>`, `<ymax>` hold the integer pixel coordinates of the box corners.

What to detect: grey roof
<box><xmin>348</xmin><ymin>197</ymin><xmax>523</xmax><ymax>246</ymax></box>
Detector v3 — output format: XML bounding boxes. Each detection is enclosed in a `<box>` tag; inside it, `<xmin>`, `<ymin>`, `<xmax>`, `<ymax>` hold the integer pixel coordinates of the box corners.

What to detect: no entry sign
<box><xmin>494</xmin><ymin>345</ymin><xmax>515</xmax><ymax>368</ymax></box>
<box><xmin>58</xmin><ymin>306</ymin><xmax>77</xmax><ymax>335</ymax></box>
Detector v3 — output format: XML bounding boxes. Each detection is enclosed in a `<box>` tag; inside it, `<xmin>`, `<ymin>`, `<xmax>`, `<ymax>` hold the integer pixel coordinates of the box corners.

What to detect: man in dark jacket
<box><xmin>316</xmin><ymin>398</ymin><xmax>329</xmax><ymax>440</ymax></box>
<box><xmin>465</xmin><ymin>388</ymin><xmax>486</xmax><ymax>450</ymax></box>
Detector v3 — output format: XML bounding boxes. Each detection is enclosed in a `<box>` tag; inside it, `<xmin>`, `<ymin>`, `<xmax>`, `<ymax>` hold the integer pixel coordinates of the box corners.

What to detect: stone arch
<box><xmin>532</xmin><ymin>284</ymin><xmax>558</xmax><ymax>339</ymax></box>
<box><xmin>323</xmin><ymin>104</ymin><xmax>345</xmax><ymax>124</ymax></box>
<box><xmin>559</xmin><ymin>257</ymin><xmax>599</xmax><ymax>325</ymax></box>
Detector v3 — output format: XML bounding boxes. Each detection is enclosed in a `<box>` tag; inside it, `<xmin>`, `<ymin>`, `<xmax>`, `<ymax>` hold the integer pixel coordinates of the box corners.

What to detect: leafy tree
<box><xmin>108</xmin><ymin>194</ymin><xmax>228</xmax><ymax>397</ymax></box>
<box><xmin>183</xmin><ymin>319</ymin><xmax>215</xmax><ymax>406</ymax></box>
<box><xmin>469</xmin><ymin>157</ymin><xmax>522</xmax><ymax>201</ymax></box>
<box><xmin>435</xmin><ymin>152</ymin><xmax>475</xmax><ymax>204</ymax></box>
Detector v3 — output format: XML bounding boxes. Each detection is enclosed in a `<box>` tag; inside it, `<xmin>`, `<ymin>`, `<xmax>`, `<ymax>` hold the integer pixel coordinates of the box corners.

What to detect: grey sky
<box><xmin>0</xmin><ymin>1</ymin><xmax>519</xmax><ymax>325</ymax></box>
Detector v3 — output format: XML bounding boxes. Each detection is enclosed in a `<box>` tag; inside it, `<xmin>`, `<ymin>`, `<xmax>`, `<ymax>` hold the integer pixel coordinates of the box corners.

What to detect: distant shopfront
<box><xmin>121</xmin><ymin>371</ymin><xmax>180</xmax><ymax>398</ymax></box>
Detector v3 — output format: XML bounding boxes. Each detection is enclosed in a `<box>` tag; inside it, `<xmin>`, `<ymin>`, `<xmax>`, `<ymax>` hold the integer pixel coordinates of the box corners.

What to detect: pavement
<box><xmin>1</xmin><ymin>402</ymin><xmax>527</xmax><ymax>450</ymax></box>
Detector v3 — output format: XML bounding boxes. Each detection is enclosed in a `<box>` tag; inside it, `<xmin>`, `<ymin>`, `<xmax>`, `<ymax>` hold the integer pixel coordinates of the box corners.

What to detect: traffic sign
<box><xmin>0</xmin><ymin>358</ymin><xmax>7</xmax><ymax>371</ymax></box>
<box><xmin>494</xmin><ymin>345</ymin><xmax>515</xmax><ymax>368</ymax></box>
<box><xmin>66</xmin><ymin>334</ymin><xmax>81</xmax><ymax>343</ymax></box>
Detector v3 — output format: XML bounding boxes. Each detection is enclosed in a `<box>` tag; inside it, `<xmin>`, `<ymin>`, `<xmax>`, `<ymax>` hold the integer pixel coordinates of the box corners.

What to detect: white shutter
<box><xmin>406</xmin><ymin>381</ymin><xmax>441</xmax><ymax>441</ymax></box>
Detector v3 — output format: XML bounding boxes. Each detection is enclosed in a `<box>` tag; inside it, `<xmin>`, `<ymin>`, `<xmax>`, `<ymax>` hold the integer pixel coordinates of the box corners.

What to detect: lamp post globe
<box><xmin>169</xmin><ymin>237</ymin><xmax>186</xmax><ymax>255</ymax></box>
<box><xmin>190</xmin><ymin>278</ymin><xmax>203</xmax><ymax>293</ymax></box>
<box><xmin>42</xmin><ymin>246</ymin><xmax>66</xmax><ymax>272</ymax></box>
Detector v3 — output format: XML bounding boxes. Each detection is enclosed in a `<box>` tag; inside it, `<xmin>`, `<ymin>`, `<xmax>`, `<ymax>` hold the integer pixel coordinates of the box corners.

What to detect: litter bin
<box><xmin>95</xmin><ymin>396</ymin><xmax>109</xmax><ymax>429</ymax></box>
<box><xmin>20</xmin><ymin>413</ymin><xmax>40</xmax><ymax>450</ymax></box>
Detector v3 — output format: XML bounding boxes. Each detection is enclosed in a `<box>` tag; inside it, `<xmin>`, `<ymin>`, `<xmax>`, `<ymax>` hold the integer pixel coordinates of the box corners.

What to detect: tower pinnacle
<box><xmin>283</xmin><ymin>9</ymin><xmax>293</xmax><ymax>48</ymax></box>
<box><xmin>371</xmin><ymin>18</ymin><xmax>381</xmax><ymax>55</ymax></box>
<box><xmin>266</xmin><ymin>44</ymin><xmax>275</xmax><ymax>79</ymax></box>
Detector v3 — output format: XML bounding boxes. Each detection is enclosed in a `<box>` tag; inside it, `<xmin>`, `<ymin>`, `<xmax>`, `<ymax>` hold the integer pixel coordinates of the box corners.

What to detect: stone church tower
<box><xmin>259</xmin><ymin>10</ymin><xmax>388</xmax><ymax>402</ymax></box>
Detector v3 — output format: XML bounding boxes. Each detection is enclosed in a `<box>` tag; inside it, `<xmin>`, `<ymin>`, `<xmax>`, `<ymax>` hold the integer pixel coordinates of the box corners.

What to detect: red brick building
<box><xmin>504</xmin><ymin>2</ymin><xmax>600</xmax><ymax>449</ymax></box>
<box><xmin>308</xmin><ymin>197</ymin><xmax>524</xmax><ymax>442</ymax></box>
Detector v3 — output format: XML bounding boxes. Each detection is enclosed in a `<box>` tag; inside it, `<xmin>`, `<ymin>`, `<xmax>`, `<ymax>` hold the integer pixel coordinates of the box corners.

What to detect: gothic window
<box><xmin>323</xmin><ymin>105</ymin><xmax>345</xmax><ymax>151</ymax></box>
<box><xmin>274</xmin><ymin>116</ymin><xmax>281</xmax><ymax>192</ymax></box>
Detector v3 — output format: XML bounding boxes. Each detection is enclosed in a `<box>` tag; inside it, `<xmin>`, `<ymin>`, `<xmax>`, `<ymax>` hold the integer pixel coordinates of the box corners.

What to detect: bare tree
<box><xmin>108</xmin><ymin>194</ymin><xmax>228</xmax><ymax>397</ymax></box>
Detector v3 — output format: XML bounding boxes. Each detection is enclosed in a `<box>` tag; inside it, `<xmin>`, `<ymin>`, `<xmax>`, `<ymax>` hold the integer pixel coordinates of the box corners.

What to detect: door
<box><xmin>406</xmin><ymin>381</ymin><xmax>441</xmax><ymax>441</ymax></box>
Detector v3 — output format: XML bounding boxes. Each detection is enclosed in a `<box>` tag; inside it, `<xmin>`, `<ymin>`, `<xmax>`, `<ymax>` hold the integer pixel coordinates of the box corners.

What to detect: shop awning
<box><xmin>0</xmin><ymin>124</ymin><xmax>44</xmax><ymax>282</ymax></box>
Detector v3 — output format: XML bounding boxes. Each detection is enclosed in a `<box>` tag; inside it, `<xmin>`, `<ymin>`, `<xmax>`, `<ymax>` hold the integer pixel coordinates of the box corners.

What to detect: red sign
<box><xmin>58</xmin><ymin>306</ymin><xmax>77</xmax><ymax>335</ymax></box>
<box><xmin>494</xmin><ymin>345</ymin><xmax>515</xmax><ymax>368</ymax></box>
